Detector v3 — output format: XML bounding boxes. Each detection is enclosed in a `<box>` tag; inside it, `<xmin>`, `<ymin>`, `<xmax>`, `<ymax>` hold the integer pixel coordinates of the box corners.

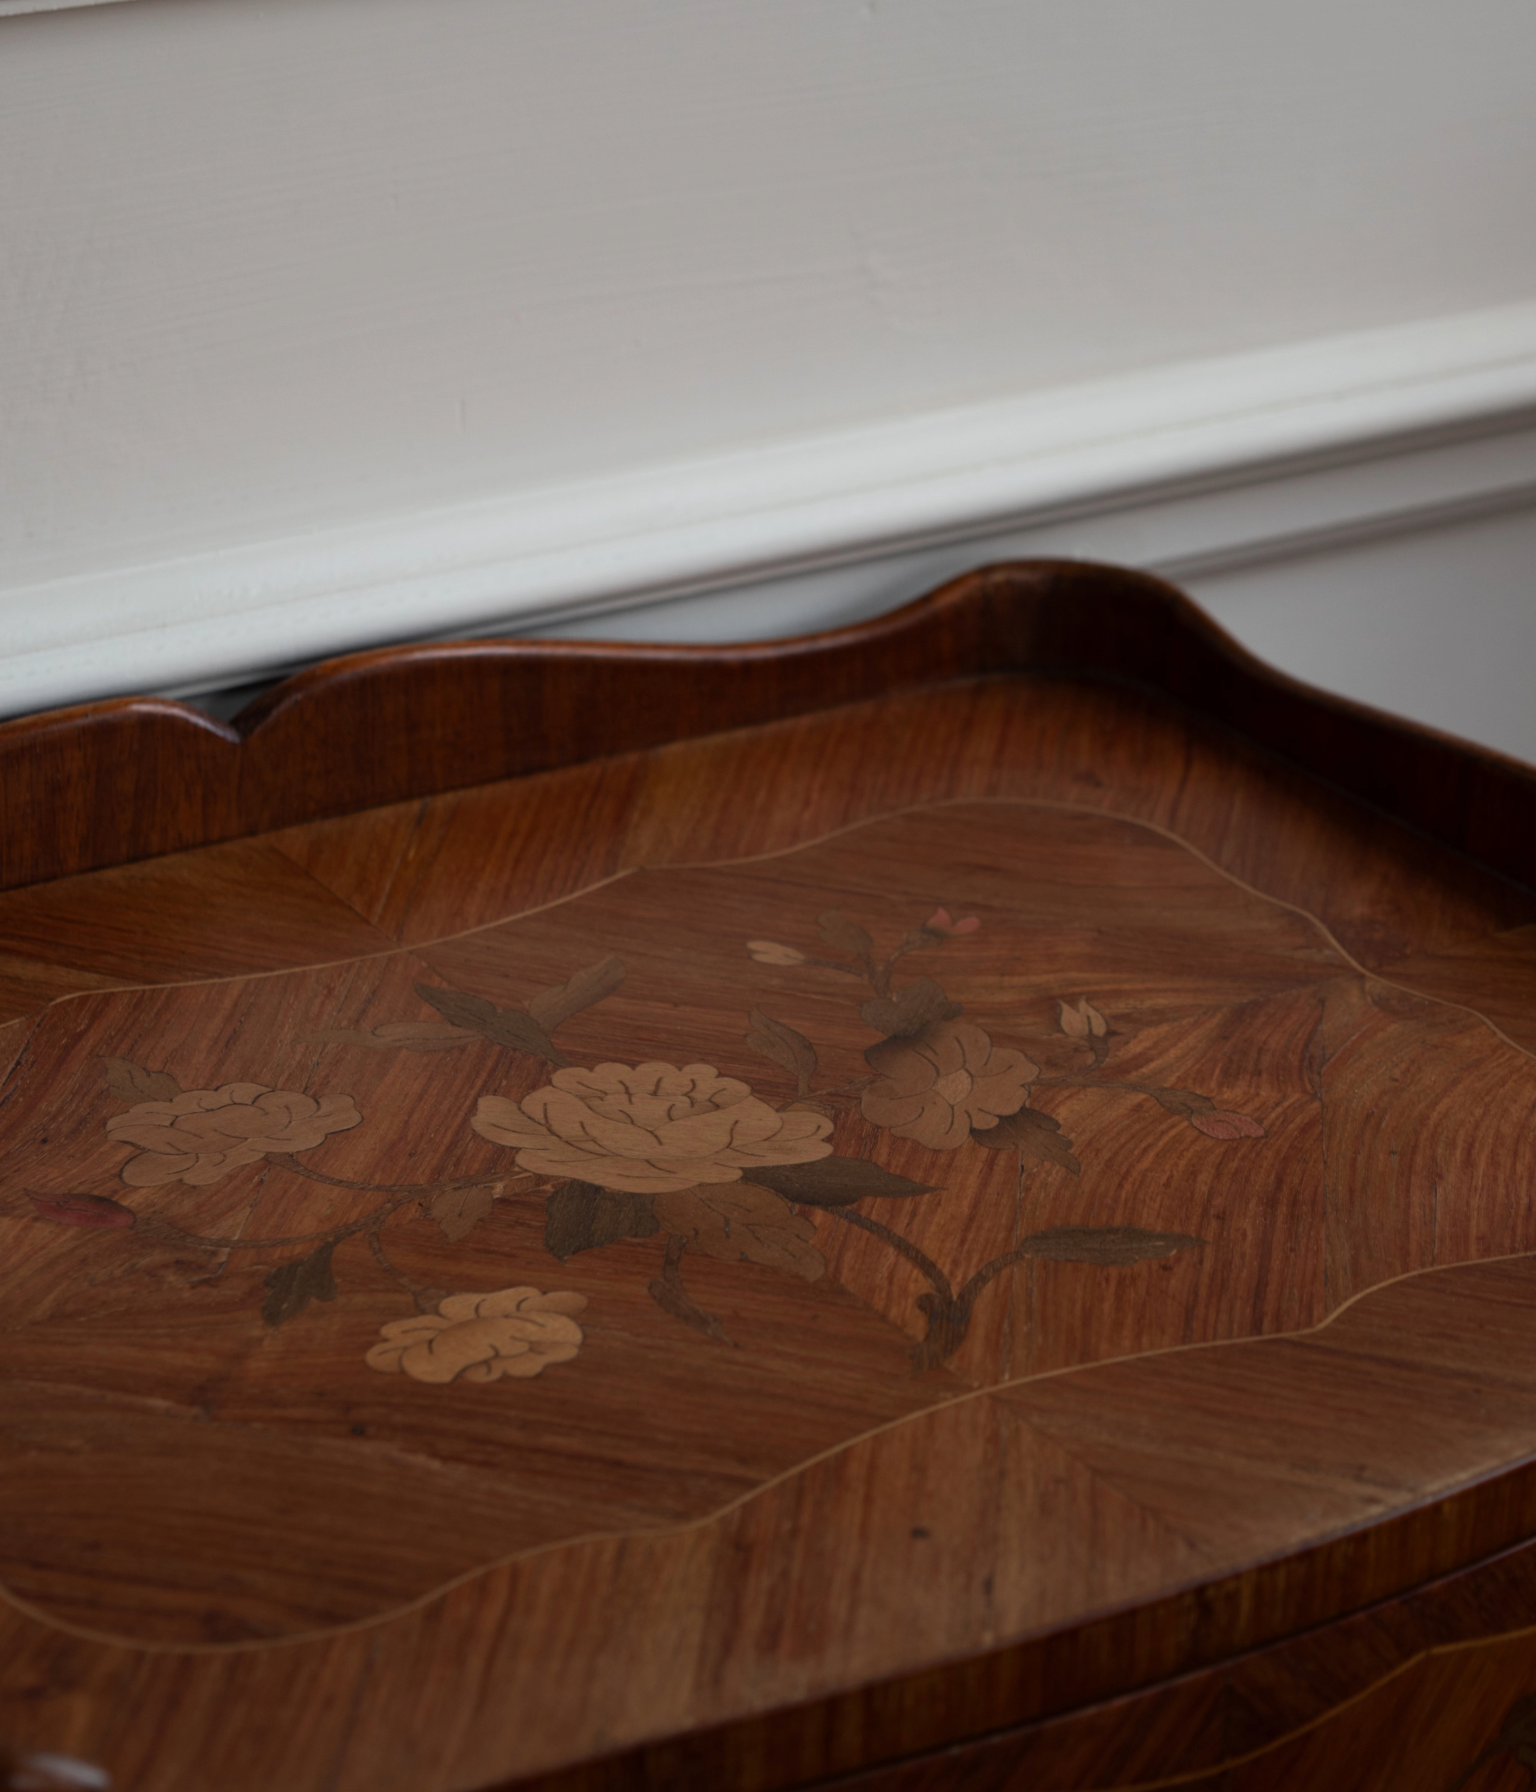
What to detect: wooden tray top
<box><xmin>6</xmin><ymin>562</ymin><xmax>1536</xmax><ymax>1792</ymax></box>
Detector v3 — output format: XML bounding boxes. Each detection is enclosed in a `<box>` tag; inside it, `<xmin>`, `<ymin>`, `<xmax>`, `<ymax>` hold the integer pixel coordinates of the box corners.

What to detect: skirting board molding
<box><xmin>0</xmin><ymin>0</ymin><xmax>133</xmax><ymax>14</ymax></box>
<box><xmin>3</xmin><ymin>301</ymin><xmax>1536</xmax><ymax>721</ymax></box>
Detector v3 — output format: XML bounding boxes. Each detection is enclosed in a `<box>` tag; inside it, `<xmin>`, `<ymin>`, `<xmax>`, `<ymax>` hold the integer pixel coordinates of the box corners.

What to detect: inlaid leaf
<box><xmin>261</xmin><ymin>1242</ymin><xmax>338</xmax><ymax>1328</ymax></box>
<box><xmin>307</xmin><ymin>1020</ymin><xmax>479</xmax><ymax>1053</ymax></box>
<box><xmin>747</xmin><ymin>940</ymin><xmax>807</xmax><ymax>966</ymax></box>
<box><xmin>1141</xmin><ymin>1086</ymin><xmax>1265</xmax><ymax>1138</ymax></box>
<box><xmin>545</xmin><ymin>1182</ymin><xmax>660</xmax><ymax>1259</ymax></box>
<box><xmin>971</xmin><ymin>1107</ymin><xmax>1081</xmax><ymax>1174</ymax></box>
<box><xmin>743</xmin><ymin>1157</ymin><xmax>937</xmax><ymax>1206</ymax></box>
<box><xmin>818</xmin><ymin>910</ymin><xmax>873</xmax><ymax>957</ymax></box>
<box><xmin>654</xmin><ymin>1184</ymin><xmax>825</xmax><ymax>1280</ymax></box>
<box><xmin>647</xmin><ymin>1268</ymin><xmax>728</xmax><ymax>1339</ymax></box>
<box><xmin>413</xmin><ymin>980</ymin><xmax>562</xmax><ymax>1063</ymax></box>
<box><xmin>100</xmin><ymin>1058</ymin><xmax>181</xmax><ymax>1103</ymax></box>
<box><xmin>1145</xmin><ymin>1085</ymin><xmax>1215</xmax><ymax>1118</ymax></box>
<box><xmin>1019</xmin><ymin>1226</ymin><xmax>1205</xmax><ymax>1266</ymax></box>
<box><xmin>527</xmin><ymin>955</ymin><xmax>625</xmax><ymax>1031</ymax></box>
<box><xmin>1190</xmin><ymin>1109</ymin><xmax>1267</xmax><ymax>1140</ymax></box>
<box><xmin>414</xmin><ymin>982</ymin><xmax>498</xmax><ymax>1031</ymax></box>
<box><xmin>427</xmin><ymin>1185</ymin><xmax>496</xmax><ymax>1242</ymax></box>
<box><xmin>27</xmin><ymin>1190</ymin><xmax>137</xmax><ymax>1230</ymax></box>
<box><xmin>743</xmin><ymin>1009</ymin><xmax>818</xmax><ymax>1087</ymax></box>
<box><xmin>860</xmin><ymin>976</ymin><xmax>962</xmax><ymax>1039</ymax></box>
<box><xmin>483</xmin><ymin>1008</ymin><xmax>563</xmax><ymax>1060</ymax></box>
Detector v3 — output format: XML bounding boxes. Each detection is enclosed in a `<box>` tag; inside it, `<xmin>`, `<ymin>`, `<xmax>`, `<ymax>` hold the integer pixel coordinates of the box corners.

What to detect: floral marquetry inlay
<box><xmin>4</xmin><ymin>798</ymin><xmax>1535</xmax><ymax>1648</ymax></box>
<box><xmin>24</xmin><ymin>880</ymin><xmax>1265</xmax><ymax>1375</ymax></box>
<box><xmin>367</xmin><ymin>1287</ymin><xmax>588</xmax><ymax>1384</ymax></box>
<box><xmin>106</xmin><ymin>1082</ymin><xmax>363</xmax><ymax>1186</ymax></box>
<box><xmin>472</xmin><ymin>1062</ymin><xmax>835</xmax><ymax>1193</ymax></box>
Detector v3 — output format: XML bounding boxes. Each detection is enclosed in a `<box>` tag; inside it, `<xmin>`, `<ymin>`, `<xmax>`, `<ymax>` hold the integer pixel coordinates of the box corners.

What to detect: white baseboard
<box><xmin>0</xmin><ymin>1</ymin><xmax>133</xmax><ymax>13</ymax></box>
<box><xmin>514</xmin><ymin>412</ymin><xmax>1536</xmax><ymax>650</ymax></box>
<box><xmin>3</xmin><ymin>301</ymin><xmax>1536</xmax><ymax>720</ymax></box>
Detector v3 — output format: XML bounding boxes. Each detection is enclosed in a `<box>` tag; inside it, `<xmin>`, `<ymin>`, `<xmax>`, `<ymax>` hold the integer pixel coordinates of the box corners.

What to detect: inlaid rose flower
<box><xmin>106</xmin><ymin>1082</ymin><xmax>362</xmax><ymax>1186</ymax></box>
<box><xmin>366</xmin><ymin>1287</ymin><xmax>587</xmax><ymax>1383</ymax></box>
<box><xmin>862</xmin><ymin>1020</ymin><xmax>1038</xmax><ymax>1150</ymax></box>
<box><xmin>472</xmin><ymin>1060</ymin><xmax>833</xmax><ymax>1194</ymax></box>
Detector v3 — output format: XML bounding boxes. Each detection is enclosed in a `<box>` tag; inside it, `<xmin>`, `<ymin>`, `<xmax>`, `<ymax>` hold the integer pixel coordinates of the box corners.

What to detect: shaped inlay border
<box><xmin>8</xmin><ymin>567</ymin><xmax>1536</xmax><ymax>1792</ymax></box>
<box><xmin>4</xmin><ymin>797</ymin><xmax>1536</xmax><ymax>1664</ymax></box>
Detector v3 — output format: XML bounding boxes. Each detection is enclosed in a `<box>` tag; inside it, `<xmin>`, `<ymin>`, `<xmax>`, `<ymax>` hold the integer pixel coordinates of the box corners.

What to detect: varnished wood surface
<box><xmin>805</xmin><ymin>1534</ymin><xmax>1536</xmax><ymax>1791</ymax></box>
<box><xmin>6</xmin><ymin>567</ymin><xmax>1536</xmax><ymax>1791</ymax></box>
<box><xmin>5</xmin><ymin>560</ymin><xmax>1536</xmax><ymax>895</ymax></box>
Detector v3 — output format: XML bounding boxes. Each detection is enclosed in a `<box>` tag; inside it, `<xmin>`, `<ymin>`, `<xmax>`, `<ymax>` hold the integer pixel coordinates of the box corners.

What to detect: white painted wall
<box><xmin>1187</xmin><ymin>507</ymin><xmax>1536</xmax><ymax>767</ymax></box>
<box><xmin>2</xmin><ymin>0</ymin><xmax>1534</xmax><ymax>749</ymax></box>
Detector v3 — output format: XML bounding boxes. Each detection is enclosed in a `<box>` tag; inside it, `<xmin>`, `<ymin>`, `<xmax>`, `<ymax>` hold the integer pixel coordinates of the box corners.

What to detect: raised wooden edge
<box><xmin>3</xmin><ymin>560</ymin><xmax>1534</xmax><ymax>895</ymax></box>
<box><xmin>489</xmin><ymin>1457</ymin><xmax>1536</xmax><ymax>1792</ymax></box>
<box><xmin>791</xmin><ymin>1532</ymin><xmax>1536</xmax><ymax>1792</ymax></box>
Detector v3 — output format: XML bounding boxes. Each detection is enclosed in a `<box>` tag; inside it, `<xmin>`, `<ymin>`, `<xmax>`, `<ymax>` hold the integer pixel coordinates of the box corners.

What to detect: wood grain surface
<box><xmin>805</xmin><ymin>1534</ymin><xmax>1536</xmax><ymax>1791</ymax></box>
<box><xmin>4</xmin><ymin>560</ymin><xmax>1536</xmax><ymax>896</ymax></box>
<box><xmin>5</xmin><ymin>565</ymin><xmax>1536</xmax><ymax>1792</ymax></box>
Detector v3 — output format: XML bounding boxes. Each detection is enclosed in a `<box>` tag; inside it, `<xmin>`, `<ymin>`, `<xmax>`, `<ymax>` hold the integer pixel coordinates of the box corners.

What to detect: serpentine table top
<box><xmin>5</xmin><ymin>563</ymin><xmax>1536</xmax><ymax>1792</ymax></box>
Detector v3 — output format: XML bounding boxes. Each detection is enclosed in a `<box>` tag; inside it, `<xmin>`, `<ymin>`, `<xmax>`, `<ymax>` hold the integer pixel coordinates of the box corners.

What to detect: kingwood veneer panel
<box><xmin>5</xmin><ymin>565</ymin><xmax>1536</xmax><ymax>1792</ymax></box>
<box><xmin>811</xmin><ymin>1536</ymin><xmax>1536</xmax><ymax>1791</ymax></box>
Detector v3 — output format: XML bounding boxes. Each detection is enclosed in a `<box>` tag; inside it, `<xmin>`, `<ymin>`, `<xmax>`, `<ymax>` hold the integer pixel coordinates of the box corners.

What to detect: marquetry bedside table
<box><xmin>5</xmin><ymin>562</ymin><xmax>1536</xmax><ymax>1792</ymax></box>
